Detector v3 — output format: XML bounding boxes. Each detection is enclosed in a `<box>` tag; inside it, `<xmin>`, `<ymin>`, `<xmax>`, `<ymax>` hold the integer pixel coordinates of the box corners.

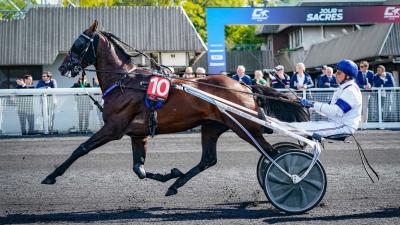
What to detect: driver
<box><xmin>289</xmin><ymin>59</ymin><xmax>362</xmax><ymax>138</ymax></box>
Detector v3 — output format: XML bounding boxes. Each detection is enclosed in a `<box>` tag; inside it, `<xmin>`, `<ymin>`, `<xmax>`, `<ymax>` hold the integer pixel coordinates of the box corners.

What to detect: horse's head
<box><xmin>59</xmin><ymin>20</ymin><xmax>99</xmax><ymax>77</ymax></box>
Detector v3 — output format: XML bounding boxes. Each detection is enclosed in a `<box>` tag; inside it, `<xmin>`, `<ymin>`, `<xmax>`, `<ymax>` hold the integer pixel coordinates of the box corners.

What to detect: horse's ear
<box><xmin>89</xmin><ymin>20</ymin><xmax>98</xmax><ymax>32</ymax></box>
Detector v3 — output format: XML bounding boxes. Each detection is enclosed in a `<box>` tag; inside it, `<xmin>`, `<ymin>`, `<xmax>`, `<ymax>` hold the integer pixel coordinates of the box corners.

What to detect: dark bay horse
<box><xmin>42</xmin><ymin>21</ymin><xmax>309</xmax><ymax>196</ymax></box>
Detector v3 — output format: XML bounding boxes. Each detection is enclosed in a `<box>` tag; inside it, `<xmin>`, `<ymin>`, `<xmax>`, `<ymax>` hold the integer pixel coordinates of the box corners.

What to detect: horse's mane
<box><xmin>99</xmin><ymin>31</ymin><xmax>140</xmax><ymax>60</ymax></box>
<box><xmin>251</xmin><ymin>85</ymin><xmax>310</xmax><ymax>122</ymax></box>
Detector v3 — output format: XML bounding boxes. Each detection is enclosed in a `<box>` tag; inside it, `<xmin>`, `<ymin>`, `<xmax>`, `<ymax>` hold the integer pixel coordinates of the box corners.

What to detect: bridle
<box><xmin>62</xmin><ymin>32</ymin><xmax>99</xmax><ymax>77</ymax></box>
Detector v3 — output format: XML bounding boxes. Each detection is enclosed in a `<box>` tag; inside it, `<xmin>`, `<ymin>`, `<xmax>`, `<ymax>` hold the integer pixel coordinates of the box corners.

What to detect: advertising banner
<box><xmin>206</xmin><ymin>5</ymin><xmax>400</xmax><ymax>74</ymax></box>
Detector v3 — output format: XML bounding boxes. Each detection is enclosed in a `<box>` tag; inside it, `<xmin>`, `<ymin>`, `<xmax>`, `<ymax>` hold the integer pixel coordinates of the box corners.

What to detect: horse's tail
<box><xmin>251</xmin><ymin>85</ymin><xmax>310</xmax><ymax>122</ymax></box>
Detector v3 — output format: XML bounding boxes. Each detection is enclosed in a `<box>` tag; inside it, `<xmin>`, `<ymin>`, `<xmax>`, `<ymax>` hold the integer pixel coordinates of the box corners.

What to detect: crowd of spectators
<box><xmin>221</xmin><ymin>61</ymin><xmax>396</xmax><ymax>91</ymax></box>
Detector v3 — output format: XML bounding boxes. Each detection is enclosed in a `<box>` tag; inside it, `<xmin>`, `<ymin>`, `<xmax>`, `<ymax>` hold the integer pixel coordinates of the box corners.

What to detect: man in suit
<box><xmin>317</xmin><ymin>66</ymin><xmax>338</xmax><ymax>88</ymax></box>
<box><xmin>16</xmin><ymin>74</ymin><xmax>35</xmax><ymax>134</ymax></box>
<box><xmin>356</xmin><ymin>61</ymin><xmax>374</xmax><ymax>125</ymax></box>
<box><xmin>232</xmin><ymin>65</ymin><xmax>252</xmax><ymax>85</ymax></box>
<box><xmin>373</xmin><ymin>65</ymin><xmax>395</xmax><ymax>121</ymax></box>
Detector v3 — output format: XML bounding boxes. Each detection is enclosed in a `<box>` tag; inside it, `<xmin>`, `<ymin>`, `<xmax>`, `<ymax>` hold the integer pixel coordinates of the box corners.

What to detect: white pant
<box><xmin>288</xmin><ymin>121</ymin><xmax>355</xmax><ymax>137</ymax></box>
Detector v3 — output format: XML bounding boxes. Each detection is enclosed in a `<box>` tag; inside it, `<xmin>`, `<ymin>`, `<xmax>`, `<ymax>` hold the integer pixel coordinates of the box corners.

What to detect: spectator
<box><xmin>72</xmin><ymin>76</ymin><xmax>93</xmax><ymax>133</ymax></box>
<box><xmin>91</xmin><ymin>75</ymin><xmax>104</xmax><ymax>127</ymax></box>
<box><xmin>92</xmin><ymin>75</ymin><xmax>100</xmax><ymax>87</ymax></box>
<box><xmin>16</xmin><ymin>74</ymin><xmax>35</xmax><ymax>89</ymax></box>
<box><xmin>195</xmin><ymin>67</ymin><xmax>207</xmax><ymax>77</ymax></box>
<box><xmin>356</xmin><ymin>61</ymin><xmax>374</xmax><ymax>89</ymax></box>
<box><xmin>252</xmin><ymin>70</ymin><xmax>267</xmax><ymax>86</ymax></box>
<box><xmin>16</xmin><ymin>74</ymin><xmax>35</xmax><ymax>135</ymax></box>
<box><xmin>290</xmin><ymin>63</ymin><xmax>314</xmax><ymax>90</ymax></box>
<box><xmin>0</xmin><ymin>97</ymin><xmax>3</xmax><ymax>135</ymax></box>
<box><xmin>269</xmin><ymin>65</ymin><xmax>290</xmax><ymax>89</ymax></box>
<box><xmin>373</xmin><ymin>65</ymin><xmax>395</xmax><ymax>121</ymax></box>
<box><xmin>317</xmin><ymin>67</ymin><xmax>338</xmax><ymax>88</ymax></box>
<box><xmin>183</xmin><ymin>67</ymin><xmax>194</xmax><ymax>78</ymax></box>
<box><xmin>372</xmin><ymin>65</ymin><xmax>395</xmax><ymax>88</ymax></box>
<box><xmin>357</xmin><ymin>61</ymin><xmax>374</xmax><ymax>124</ymax></box>
<box><xmin>37</xmin><ymin>71</ymin><xmax>57</xmax><ymax>133</ymax></box>
<box><xmin>232</xmin><ymin>65</ymin><xmax>252</xmax><ymax>85</ymax></box>
<box><xmin>316</xmin><ymin>65</ymin><xmax>326</xmax><ymax>88</ymax></box>
<box><xmin>36</xmin><ymin>71</ymin><xmax>57</xmax><ymax>89</ymax></box>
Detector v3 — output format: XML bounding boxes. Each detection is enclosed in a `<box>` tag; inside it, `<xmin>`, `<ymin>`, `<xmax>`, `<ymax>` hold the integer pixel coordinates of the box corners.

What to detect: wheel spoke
<box><xmin>299</xmin><ymin>186</ymin><xmax>309</xmax><ymax>208</ymax></box>
<box><xmin>290</xmin><ymin>154</ymin><xmax>299</xmax><ymax>173</ymax></box>
<box><xmin>282</xmin><ymin>154</ymin><xmax>292</xmax><ymax>172</ymax></box>
<box><xmin>273</xmin><ymin>186</ymin><xmax>295</xmax><ymax>203</ymax></box>
<box><xmin>302</xmin><ymin>177</ymin><xmax>323</xmax><ymax>190</ymax></box>
<box><xmin>268</xmin><ymin>171</ymin><xmax>291</xmax><ymax>185</ymax></box>
<box><xmin>297</xmin><ymin>155</ymin><xmax>311</xmax><ymax>173</ymax></box>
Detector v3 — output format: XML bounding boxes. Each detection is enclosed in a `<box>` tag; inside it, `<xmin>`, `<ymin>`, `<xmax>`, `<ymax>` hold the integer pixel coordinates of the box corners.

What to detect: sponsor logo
<box><xmin>209</xmin><ymin>44</ymin><xmax>224</xmax><ymax>47</ymax></box>
<box><xmin>211</xmin><ymin>55</ymin><xmax>223</xmax><ymax>60</ymax></box>
<box><xmin>384</xmin><ymin>7</ymin><xmax>400</xmax><ymax>20</ymax></box>
<box><xmin>210</xmin><ymin>62</ymin><xmax>225</xmax><ymax>66</ymax></box>
<box><xmin>209</xmin><ymin>49</ymin><xmax>224</xmax><ymax>53</ymax></box>
<box><xmin>251</xmin><ymin>9</ymin><xmax>269</xmax><ymax>22</ymax></box>
<box><xmin>306</xmin><ymin>8</ymin><xmax>343</xmax><ymax>22</ymax></box>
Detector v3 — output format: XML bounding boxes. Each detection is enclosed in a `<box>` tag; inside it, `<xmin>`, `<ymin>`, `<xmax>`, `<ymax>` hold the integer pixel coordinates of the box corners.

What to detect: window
<box><xmin>289</xmin><ymin>28</ymin><xmax>303</xmax><ymax>49</ymax></box>
<box><xmin>0</xmin><ymin>66</ymin><xmax>42</xmax><ymax>89</ymax></box>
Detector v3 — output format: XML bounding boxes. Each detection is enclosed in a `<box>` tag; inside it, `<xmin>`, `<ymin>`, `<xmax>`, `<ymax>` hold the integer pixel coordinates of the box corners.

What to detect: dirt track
<box><xmin>0</xmin><ymin>130</ymin><xmax>399</xmax><ymax>224</ymax></box>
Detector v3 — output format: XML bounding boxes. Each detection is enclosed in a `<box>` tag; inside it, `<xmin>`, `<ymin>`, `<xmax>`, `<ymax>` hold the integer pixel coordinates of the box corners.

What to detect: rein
<box><xmin>83</xmin><ymin>66</ymin><xmax>301</xmax><ymax>105</ymax></box>
<box><xmin>96</xmin><ymin>31</ymin><xmax>301</xmax><ymax>104</ymax></box>
<box><xmin>173</xmin><ymin>76</ymin><xmax>302</xmax><ymax>106</ymax></box>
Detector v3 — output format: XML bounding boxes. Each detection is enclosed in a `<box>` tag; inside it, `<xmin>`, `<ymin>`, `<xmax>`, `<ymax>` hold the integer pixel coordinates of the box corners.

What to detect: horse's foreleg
<box><xmin>130</xmin><ymin>136</ymin><xmax>184</xmax><ymax>181</ymax></box>
<box><xmin>41</xmin><ymin>125</ymin><xmax>123</xmax><ymax>185</ymax></box>
<box><xmin>165</xmin><ymin>122</ymin><xmax>228</xmax><ymax>196</ymax></box>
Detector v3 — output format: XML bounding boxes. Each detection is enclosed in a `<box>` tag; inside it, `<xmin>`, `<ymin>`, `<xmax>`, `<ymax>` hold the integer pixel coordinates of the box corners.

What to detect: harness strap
<box><xmin>148</xmin><ymin>104</ymin><xmax>158</xmax><ymax>138</ymax></box>
<box><xmin>78</xmin><ymin>71</ymin><xmax>104</xmax><ymax>113</ymax></box>
<box><xmin>102</xmin><ymin>83</ymin><xmax>119</xmax><ymax>98</ymax></box>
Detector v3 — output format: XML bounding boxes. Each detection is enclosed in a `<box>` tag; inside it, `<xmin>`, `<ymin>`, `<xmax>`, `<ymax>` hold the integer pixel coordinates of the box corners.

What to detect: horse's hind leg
<box><xmin>131</xmin><ymin>136</ymin><xmax>184</xmax><ymax>182</ymax></box>
<box><xmin>41</xmin><ymin>125</ymin><xmax>123</xmax><ymax>185</ymax></box>
<box><xmin>165</xmin><ymin>122</ymin><xmax>228</xmax><ymax>196</ymax></box>
<box><xmin>131</xmin><ymin>136</ymin><xmax>148</xmax><ymax>179</ymax></box>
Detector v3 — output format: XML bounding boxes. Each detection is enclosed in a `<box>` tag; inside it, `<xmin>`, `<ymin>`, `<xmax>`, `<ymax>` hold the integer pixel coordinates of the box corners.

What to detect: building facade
<box><xmin>0</xmin><ymin>6</ymin><xmax>206</xmax><ymax>88</ymax></box>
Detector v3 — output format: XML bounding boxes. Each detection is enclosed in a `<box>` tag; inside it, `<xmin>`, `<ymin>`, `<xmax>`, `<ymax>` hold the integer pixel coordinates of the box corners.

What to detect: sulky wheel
<box><xmin>263</xmin><ymin>150</ymin><xmax>327</xmax><ymax>214</ymax></box>
<box><xmin>256</xmin><ymin>142</ymin><xmax>302</xmax><ymax>189</ymax></box>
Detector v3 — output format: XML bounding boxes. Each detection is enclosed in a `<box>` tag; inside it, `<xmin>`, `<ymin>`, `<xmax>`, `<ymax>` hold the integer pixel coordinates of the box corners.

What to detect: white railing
<box><xmin>0</xmin><ymin>88</ymin><xmax>103</xmax><ymax>136</ymax></box>
<box><xmin>0</xmin><ymin>87</ymin><xmax>399</xmax><ymax>136</ymax></box>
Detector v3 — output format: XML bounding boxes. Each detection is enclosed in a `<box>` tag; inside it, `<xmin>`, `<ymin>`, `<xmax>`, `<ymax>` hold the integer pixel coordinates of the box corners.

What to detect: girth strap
<box><xmin>148</xmin><ymin>103</ymin><xmax>158</xmax><ymax>138</ymax></box>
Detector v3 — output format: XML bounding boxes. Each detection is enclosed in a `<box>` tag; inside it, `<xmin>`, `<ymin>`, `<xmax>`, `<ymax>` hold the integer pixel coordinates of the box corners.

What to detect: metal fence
<box><xmin>0</xmin><ymin>88</ymin><xmax>103</xmax><ymax>136</ymax></box>
<box><xmin>0</xmin><ymin>87</ymin><xmax>399</xmax><ymax>136</ymax></box>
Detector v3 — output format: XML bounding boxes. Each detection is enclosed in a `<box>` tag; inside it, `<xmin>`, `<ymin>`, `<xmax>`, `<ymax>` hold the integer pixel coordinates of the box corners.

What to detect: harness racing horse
<box><xmin>42</xmin><ymin>21</ymin><xmax>309</xmax><ymax>196</ymax></box>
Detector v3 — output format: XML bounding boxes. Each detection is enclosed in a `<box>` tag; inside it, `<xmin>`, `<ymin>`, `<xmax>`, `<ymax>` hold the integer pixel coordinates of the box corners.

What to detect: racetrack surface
<box><xmin>0</xmin><ymin>130</ymin><xmax>399</xmax><ymax>224</ymax></box>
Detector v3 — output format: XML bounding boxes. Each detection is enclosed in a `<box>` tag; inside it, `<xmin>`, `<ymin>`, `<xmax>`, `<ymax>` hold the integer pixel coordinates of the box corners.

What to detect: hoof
<box><xmin>165</xmin><ymin>187</ymin><xmax>178</xmax><ymax>196</ymax></box>
<box><xmin>171</xmin><ymin>168</ymin><xmax>184</xmax><ymax>178</ymax></box>
<box><xmin>41</xmin><ymin>177</ymin><xmax>56</xmax><ymax>185</ymax></box>
<box><xmin>133</xmin><ymin>164</ymin><xmax>146</xmax><ymax>179</ymax></box>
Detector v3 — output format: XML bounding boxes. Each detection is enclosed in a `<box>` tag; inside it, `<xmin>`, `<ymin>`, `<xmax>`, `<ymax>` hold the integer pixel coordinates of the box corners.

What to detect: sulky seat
<box><xmin>324</xmin><ymin>134</ymin><xmax>351</xmax><ymax>142</ymax></box>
